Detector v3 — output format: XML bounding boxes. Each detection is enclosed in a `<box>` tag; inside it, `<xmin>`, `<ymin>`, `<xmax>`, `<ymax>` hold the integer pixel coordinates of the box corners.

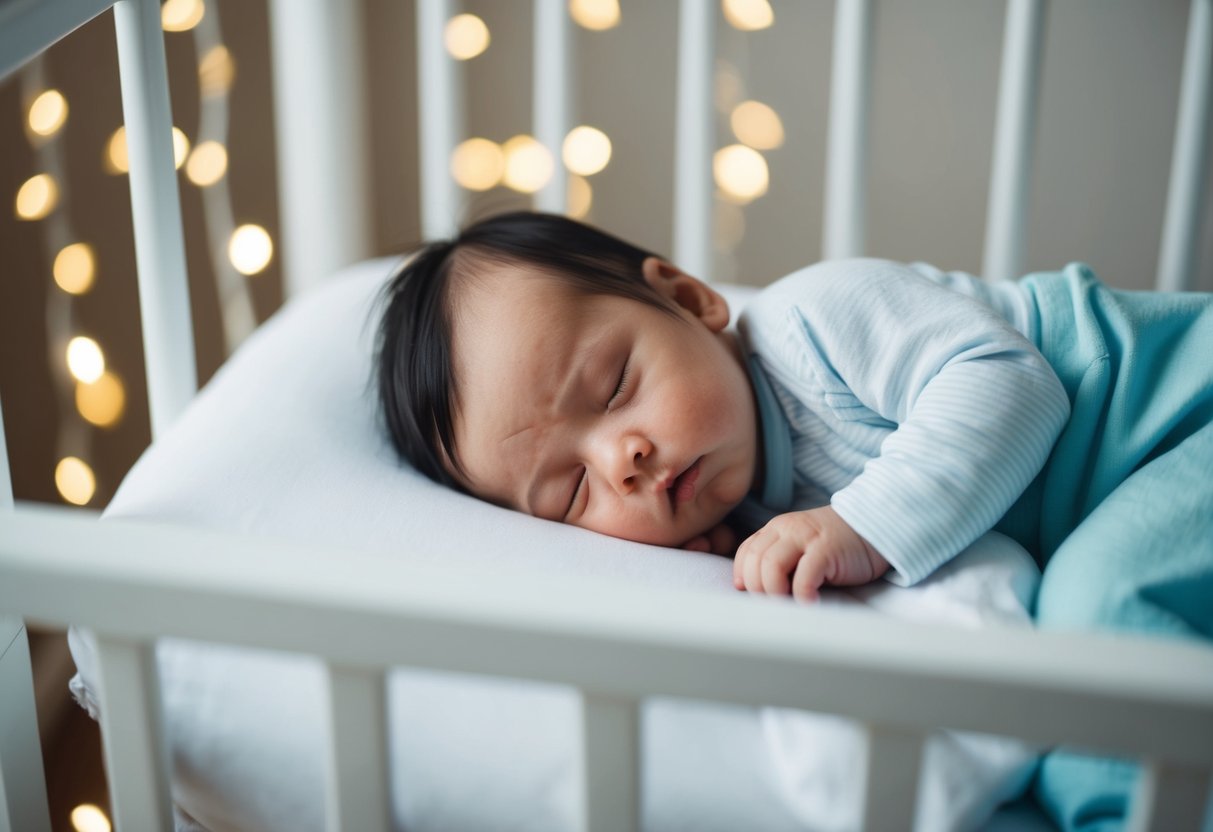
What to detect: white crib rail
<box><xmin>2</xmin><ymin>504</ymin><xmax>1212</xmax><ymax>831</ymax></box>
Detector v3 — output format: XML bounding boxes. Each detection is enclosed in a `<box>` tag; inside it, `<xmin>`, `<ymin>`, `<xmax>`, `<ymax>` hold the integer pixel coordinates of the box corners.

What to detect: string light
<box><xmin>568</xmin><ymin>173</ymin><xmax>592</xmax><ymax>219</ymax></box>
<box><xmin>105</xmin><ymin>127</ymin><xmax>128</xmax><ymax>174</ymax></box>
<box><xmin>731</xmin><ymin>100</ymin><xmax>784</xmax><ymax>150</ymax></box>
<box><xmin>450</xmin><ymin>138</ymin><xmax>505</xmax><ymax>191</ymax></box>
<box><xmin>53</xmin><ymin>243</ymin><xmax>96</xmax><ymax>295</ymax></box>
<box><xmin>713</xmin><ymin>144</ymin><xmax>769</xmax><ymax>204</ymax></box>
<box><xmin>66</xmin><ymin>337</ymin><xmax>105</xmax><ymax>384</ymax></box>
<box><xmin>54</xmin><ymin>457</ymin><xmax>96</xmax><ymax>506</ymax></box>
<box><xmin>569</xmin><ymin>0</ymin><xmax>621</xmax><ymax>31</ymax></box>
<box><xmin>445</xmin><ymin>14</ymin><xmax>490</xmax><ymax>60</ymax></box>
<box><xmin>161</xmin><ymin>0</ymin><xmax>205</xmax><ymax>33</ymax></box>
<box><xmin>15</xmin><ymin>173</ymin><xmax>58</xmax><ymax>220</ymax></box>
<box><xmin>186</xmin><ymin>140</ymin><xmax>228</xmax><ymax>186</ymax></box>
<box><xmin>723</xmin><ymin>0</ymin><xmax>774</xmax><ymax>31</ymax></box>
<box><xmin>171</xmin><ymin>126</ymin><xmax>190</xmax><ymax>169</ymax></box>
<box><xmin>70</xmin><ymin>804</ymin><xmax>112</xmax><ymax>832</ymax></box>
<box><xmin>502</xmin><ymin>135</ymin><xmax>554</xmax><ymax>194</ymax></box>
<box><xmin>228</xmin><ymin>224</ymin><xmax>273</xmax><ymax>275</ymax></box>
<box><xmin>76</xmin><ymin>372</ymin><xmax>126</xmax><ymax>429</ymax></box>
<box><xmin>562</xmin><ymin>126</ymin><xmax>612</xmax><ymax>176</ymax></box>
<box><xmin>28</xmin><ymin>89</ymin><xmax>68</xmax><ymax>137</ymax></box>
<box><xmin>198</xmin><ymin>44</ymin><xmax>235</xmax><ymax>96</ymax></box>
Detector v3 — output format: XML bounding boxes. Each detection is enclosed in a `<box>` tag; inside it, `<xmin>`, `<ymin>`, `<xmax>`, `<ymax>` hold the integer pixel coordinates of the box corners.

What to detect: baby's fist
<box><xmin>733</xmin><ymin>506</ymin><xmax>889</xmax><ymax>602</ymax></box>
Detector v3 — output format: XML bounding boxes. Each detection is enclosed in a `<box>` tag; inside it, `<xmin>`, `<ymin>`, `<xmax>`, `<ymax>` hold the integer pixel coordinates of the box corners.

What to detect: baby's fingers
<box><xmin>791</xmin><ymin>552</ymin><xmax>829</xmax><ymax>603</ymax></box>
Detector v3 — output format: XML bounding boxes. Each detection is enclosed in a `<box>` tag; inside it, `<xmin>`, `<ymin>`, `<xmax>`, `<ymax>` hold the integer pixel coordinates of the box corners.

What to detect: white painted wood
<box><xmin>325</xmin><ymin>665</ymin><xmax>391</xmax><ymax>832</ymax></box>
<box><xmin>673</xmin><ymin>0</ymin><xmax>715</xmax><ymax>280</ymax></box>
<box><xmin>94</xmin><ymin>636</ymin><xmax>174</xmax><ymax>831</ymax></box>
<box><xmin>982</xmin><ymin>0</ymin><xmax>1045</xmax><ymax>283</ymax></box>
<box><xmin>0</xmin><ymin>617</ymin><xmax>51</xmax><ymax>832</ymax></box>
<box><xmin>1157</xmin><ymin>0</ymin><xmax>1212</xmax><ymax>292</ymax></box>
<box><xmin>1126</xmin><ymin>760</ymin><xmax>1212</xmax><ymax>832</ymax></box>
<box><xmin>417</xmin><ymin>0</ymin><xmax>463</xmax><ymax>239</ymax></box>
<box><xmin>581</xmin><ymin>692</ymin><xmax>640</xmax><ymax>832</ymax></box>
<box><xmin>534</xmin><ymin>0</ymin><xmax>571</xmax><ymax>214</ymax></box>
<box><xmin>859</xmin><ymin>724</ymin><xmax>924</xmax><ymax>831</ymax></box>
<box><xmin>823</xmin><ymin>0</ymin><xmax>874</xmax><ymax>260</ymax></box>
<box><xmin>0</xmin><ymin>0</ymin><xmax>114</xmax><ymax>81</ymax></box>
<box><xmin>2</xmin><ymin>505</ymin><xmax>1213</xmax><ymax>772</ymax></box>
<box><xmin>269</xmin><ymin>0</ymin><xmax>372</xmax><ymax>299</ymax></box>
<box><xmin>113</xmin><ymin>0</ymin><xmax>197</xmax><ymax>439</ymax></box>
<box><xmin>0</xmin><ymin>399</ymin><xmax>11</xmax><ymax>511</ymax></box>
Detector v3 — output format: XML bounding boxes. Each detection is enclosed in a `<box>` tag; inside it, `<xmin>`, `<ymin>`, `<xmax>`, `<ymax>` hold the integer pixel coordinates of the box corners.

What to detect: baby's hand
<box><xmin>733</xmin><ymin>506</ymin><xmax>889</xmax><ymax>602</ymax></box>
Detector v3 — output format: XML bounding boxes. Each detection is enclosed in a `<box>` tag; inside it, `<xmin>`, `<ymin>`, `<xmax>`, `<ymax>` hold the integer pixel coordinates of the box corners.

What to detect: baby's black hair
<box><xmin>375</xmin><ymin>211</ymin><xmax>673</xmax><ymax>489</ymax></box>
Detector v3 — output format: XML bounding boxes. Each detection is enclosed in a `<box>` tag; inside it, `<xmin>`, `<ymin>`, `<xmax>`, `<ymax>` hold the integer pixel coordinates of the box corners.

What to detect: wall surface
<box><xmin>1</xmin><ymin>0</ymin><xmax>1210</xmax><ymax>509</ymax></box>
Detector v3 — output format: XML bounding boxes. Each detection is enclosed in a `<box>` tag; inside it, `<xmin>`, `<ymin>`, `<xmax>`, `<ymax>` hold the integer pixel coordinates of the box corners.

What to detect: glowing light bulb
<box><xmin>171</xmin><ymin>127</ymin><xmax>190</xmax><ymax>170</ymax></box>
<box><xmin>567</xmin><ymin>174</ymin><xmax>592</xmax><ymax>219</ymax></box>
<box><xmin>186</xmin><ymin>141</ymin><xmax>227</xmax><ymax>186</ymax></box>
<box><xmin>76</xmin><ymin>371</ymin><xmax>126</xmax><ymax>428</ymax></box>
<box><xmin>562</xmin><ymin>126</ymin><xmax>612</xmax><ymax>176</ymax></box>
<box><xmin>70</xmin><ymin>804</ymin><xmax>112</xmax><ymax>832</ymax></box>
<box><xmin>28</xmin><ymin>89</ymin><xmax>68</xmax><ymax>137</ymax></box>
<box><xmin>106</xmin><ymin>127</ymin><xmax>128</xmax><ymax>174</ymax></box>
<box><xmin>162</xmin><ymin>0</ymin><xmax>205</xmax><ymax>32</ymax></box>
<box><xmin>569</xmin><ymin>0</ymin><xmax>620</xmax><ymax>31</ymax></box>
<box><xmin>445</xmin><ymin>14</ymin><xmax>490</xmax><ymax>60</ymax></box>
<box><xmin>229</xmin><ymin>224</ymin><xmax>273</xmax><ymax>275</ymax></box>
<box><xmin>502</xmin><ymin>135</ymin><xmax>554</xmax><ymax>194</ymax></box>
<box><xmin>15</xmin><ymin>173</ymin><xmax>58</xmax><ymax>220</ymax></box>
<box><xmin>450</xmin><ymin>138</ymin><xmax>505</xmax><ymax>191</ymax></box>
<box><xmin>54</xmin><ymin>243</ymin><xmax>96</xmax><ymax>295</ymax></box>
<box><xmin>723</xmin><ymin>0</ymin><xmax>774</xmax><ymax>31</ymax></box>
<box><xmin>199</xmin><ymin>45</ymin><xmax>236</xmax><ymax>96</ymax></box>
<box><xmin>55</xmin><ymin>458</ymin><xmax>96</xmax><ymax>507</ymax></box>
<box><xmin>731</xmin><ymin>100</ymin><xmax>784</xmax><ymax>150</ymax></box>
<box><xmin>713</xmin><ymin>144</ymin><xmax>769</xmax><ymax>204</ymax></box>
<box><xmin>67</xmin><ymin>336</ymin><xmax>105</xmax><ymax>384</ymax></box>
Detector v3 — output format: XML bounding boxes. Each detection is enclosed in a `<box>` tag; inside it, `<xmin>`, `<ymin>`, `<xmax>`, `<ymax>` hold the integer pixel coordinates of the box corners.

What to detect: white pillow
<box><xmin>70</xmin><ymin>258</ymin><xmax>1045</xmax><ymax>831</ymax></box>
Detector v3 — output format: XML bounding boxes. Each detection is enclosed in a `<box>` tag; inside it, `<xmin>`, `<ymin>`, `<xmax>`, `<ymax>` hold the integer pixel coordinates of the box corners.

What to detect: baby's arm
<box><xmin>733</xmin><ymin>506</ymin><xmax>889</xmax><ymax>601</ymax></box>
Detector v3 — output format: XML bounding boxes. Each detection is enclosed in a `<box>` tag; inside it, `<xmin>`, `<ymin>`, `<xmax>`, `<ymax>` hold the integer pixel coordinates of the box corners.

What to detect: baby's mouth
<box><xmin>667</xmin><ymin>458</ymin><xmax>702</xmax><ymax>513</ymax></box>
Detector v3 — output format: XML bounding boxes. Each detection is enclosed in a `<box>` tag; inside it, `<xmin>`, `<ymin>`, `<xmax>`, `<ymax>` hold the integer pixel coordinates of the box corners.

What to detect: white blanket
<box><xmin>69</xmin><ymin>259</ymin><xmax>1043</xmax><ymax>831</ymax></box>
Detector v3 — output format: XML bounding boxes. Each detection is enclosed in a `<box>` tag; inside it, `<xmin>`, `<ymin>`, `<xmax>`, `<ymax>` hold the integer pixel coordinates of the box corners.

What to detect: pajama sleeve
<box><xmin>744</xmin><ymin>259</ymin><xmax>1070</xmax><ymax>585</ymax></box>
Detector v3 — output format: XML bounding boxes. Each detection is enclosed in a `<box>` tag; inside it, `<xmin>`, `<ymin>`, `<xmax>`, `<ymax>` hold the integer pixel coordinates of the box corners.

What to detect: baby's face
<box><xmin>448</xmin><ymin>259</ymin><xmax>759</xmax><ymax>548</ymax></box>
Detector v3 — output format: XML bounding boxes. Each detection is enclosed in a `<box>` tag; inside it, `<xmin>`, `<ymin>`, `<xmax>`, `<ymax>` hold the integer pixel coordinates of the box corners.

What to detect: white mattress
<box><xmin>69</xmin><ymin>258</ymin><xmax>1055</xmax><ymax>831</ymax></box>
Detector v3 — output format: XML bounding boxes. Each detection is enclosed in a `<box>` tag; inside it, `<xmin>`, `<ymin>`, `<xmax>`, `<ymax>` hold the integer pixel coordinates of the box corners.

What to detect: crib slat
<box><xmin>673</xmin><ymin>0</ymin><xmax>715</xmax><ymax>280</ymax></box>
<box><xmin>581</xmin><ymin>692</ymin><xmax>640</xmax><ymax>832</ymax></box>
<box><xmin>1157</xmin><ymin>0</ymin><xmax>1213</xmax><ymax>292</ymax></box>
<box><xmin>822</xmin><ymin>0</ymin><xmax>874</xmax><ymax>260</ymax></box>
<box><xmin>0</xmin><ymin>0</ymin><xmax>113</xmax><ymax>82</ymax></box>
<box><xmin>0</xmin><ymin>399</ymin><xmax>11</xmax><ymax>511</ymax></box>
<box><xmin>94</xmin><ymin>636</ymin><xmax>174</xmax><ymax>832</ymax></box>
<box><xmin>268</xmin><ymin>0</ymin><xmax>372</xmax><ymax>299</ymax></box>
<box><xmin>534</xmin><ymin>0</ymin><xmax>571</xmax><ymax>214</ymax></box>
<box><xmin>325</xmin><ymin>665</ymin><xmax>391</xmax><ymax>832</ymax></box>
<box><xmin>859</xmin><ymin>724</ymin><xmax>924</xmax><ymax>830</ymax></box>
<box><xmin>417</xmin><ymin>0</ymin><xmax>463</xmax><ymax>239</ymax></box>
<box><xmin>0</xmin><ymin>617</ymin><xmax>51</xmax><ymax>832</ymax></box>
<box><xmin>112</xmin><ymin>0</ymin><xmax>197</xmax><ymax>438</ymax></box>
<box><xmin>1126</xmin><ymin>760</ymin><xmax>1212</xmax><ymax>832</ymax></box>
<box><xmin>982</xmin><ymin>0</ymin><xmax>1045</xmax><ymax>283</ymax></box>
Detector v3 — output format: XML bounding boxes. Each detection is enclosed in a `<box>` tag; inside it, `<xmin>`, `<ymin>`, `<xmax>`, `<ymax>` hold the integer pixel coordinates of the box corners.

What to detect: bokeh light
<box><xmin>186</xmin><ymin>140</ymin><xmax>228</xmax><ymax>186</ymax></box>
<box><xmin>106</xmin><ymin>127</ymin><xmax>128</xmax><ymax>174</ymax></box>
<box><xmin>66</xmin><ymin>336</ymin><xmax>105</xmax><ymax>384</ymax></box>
<box><xmin>713</xmin><ymin>144</ymin><xmax>769</xmax><ymax>204</ymax></box>
<box><xmin>199</xmin><ymin>45</ymin><xmax>236</xmax><ymax>96</ymax></box>
<box><xmin>502</xmin><ymin>135</ymin><xmax>554</xmax><ymax>194</ymax></box>
<box><xmin>55</xmin><ymin>458</ymin><xmax>96</xmax><ymax>507</ymax></box>
<box><xmin>723</xmin><ymin>0</ymin><xmax>774</xmax><ymax>31</ymax></box>
<box><xmin>731</xmin><ymin>100</ymin><xmax>784</xmax><ymax>150</ymax></box>
<box><xmin>450</xmin><ymin>138</ymin><xmax>505</xmax><ymax>191</ymax></box>
<box><xmin>562</xmin><ymin>126</ymin><xmax>612</xmax><ymax>176</ymax></box>
<box><xmin>445</xmin><ymin>14</ymin><xmax>490</xmax><ymax>60</ymax></box>
<box><xmin>15</xmin><ymin>173</ymin><xmax>58</xmax><ymax>220</ymax></box>
<box><xmin>70</xmin><ymin>804</ymin><xmax>111</xmax><ymax>832</ymax></box>
<box><xmin>228</xmin><ymin>224</ymin><xmax>273</xmax><ymax>275</ymax></box>
<box><xmin>28</xmin><ymin>89</ymin><xmax>68</xmax><ymax>137</ymax></box>
<box><xmin>569</xmin><ymin>0</ymin><xmax>620</xmax><ymax>31</ymax></box>
<box><xmin>54</xmin><ymin>243</ymin><xmax>96</xmax><ymax>295</ymax></box>
<box><xmin>171</xmin><ymin>127</ymin><xmax>190</xmax><ymax>170</ymax></box>
<box><xmin>162</xmin><ymin>0</ymin><xmax>205</xmax><ymax>32</ymax></box>
<box><xmin>76</xmin><ymin>371</ymin><xmax>126</xmax><ymax>429</ymax></box>
<box><xmin>568</xmin><ymin>173</ymin><xmax>592</xmax><ymax>219</ymax></box>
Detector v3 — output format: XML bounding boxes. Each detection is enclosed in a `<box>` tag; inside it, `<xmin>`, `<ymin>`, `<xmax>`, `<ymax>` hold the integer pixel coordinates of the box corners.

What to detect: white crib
<box><xmin>2</xmin><ymin>1</ymin><xmax>1213</xmax><ymax>830</ymax></box>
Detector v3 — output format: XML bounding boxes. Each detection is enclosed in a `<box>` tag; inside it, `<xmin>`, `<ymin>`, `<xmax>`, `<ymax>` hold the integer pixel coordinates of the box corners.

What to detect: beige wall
<box><xmin>1</xmin><ymin>0</ymin><xmax>1209</xmax><ymax>507</ymax></box>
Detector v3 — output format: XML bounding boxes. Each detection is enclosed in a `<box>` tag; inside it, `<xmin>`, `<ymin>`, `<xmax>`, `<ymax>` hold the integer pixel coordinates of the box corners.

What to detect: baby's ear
<box><xmin>640</xmin><ymin>257</ymin><xmax>731</xmax><ymax>332</ymax></box>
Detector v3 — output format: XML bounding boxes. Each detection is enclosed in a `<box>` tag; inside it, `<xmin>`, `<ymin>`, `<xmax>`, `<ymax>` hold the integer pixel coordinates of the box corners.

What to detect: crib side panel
<box><xmin>0</xmin><ymin>616</ymin><xmax>51</xmax><ymax>832</ymax></box>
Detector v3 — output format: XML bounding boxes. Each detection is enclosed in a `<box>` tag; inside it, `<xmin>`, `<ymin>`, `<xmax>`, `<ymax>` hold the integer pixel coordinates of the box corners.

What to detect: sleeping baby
<box><xmin>375</xmin><ymin>210</ymin><xmax>1213</xmax><ymax>832</ymax></box>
